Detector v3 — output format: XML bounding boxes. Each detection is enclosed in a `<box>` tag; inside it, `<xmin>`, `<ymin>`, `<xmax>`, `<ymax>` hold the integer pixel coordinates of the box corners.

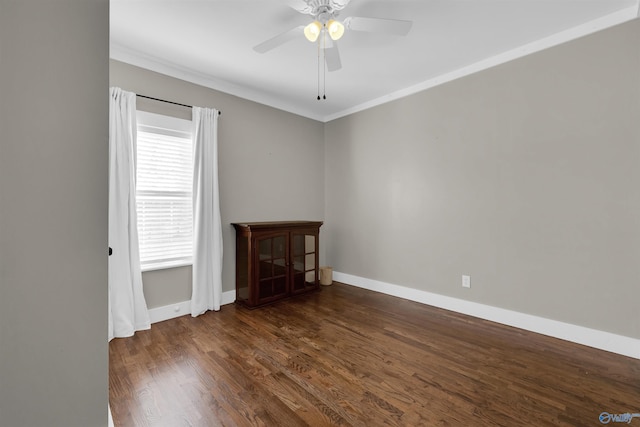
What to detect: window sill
<box><xmin>141</xmin><ymin>261</ymin><xmax>192</xmax><ymax>273</ymax></box>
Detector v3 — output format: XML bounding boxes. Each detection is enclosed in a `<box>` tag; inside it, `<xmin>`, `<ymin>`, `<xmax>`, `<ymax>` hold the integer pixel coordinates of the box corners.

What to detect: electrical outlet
<box><xmin>462</xmin><ymin>275</ymin><xmax>471</xmax><ymax>288</ymax></box>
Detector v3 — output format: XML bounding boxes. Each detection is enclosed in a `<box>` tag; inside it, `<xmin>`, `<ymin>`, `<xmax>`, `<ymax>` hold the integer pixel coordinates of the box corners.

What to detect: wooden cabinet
<box><xmin>232</xmin><ymin>221</ymin><xmax>323</xmax><ymax>308</ymax></box>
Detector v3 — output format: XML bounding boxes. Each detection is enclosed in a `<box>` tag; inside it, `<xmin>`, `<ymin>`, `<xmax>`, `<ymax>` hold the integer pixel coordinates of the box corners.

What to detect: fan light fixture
<box><xmin>303</xmin><ymin>21</ymin><xmax>322</xmax><ymax>42</ymax></box>
<box><xmin>304</xmin><ymin>19</ymin><xmax>345</xmax><ymax>42</ymax></box>
<box><xmin>327</xmin><ymin>19</ymin><xmax>345</xmax><ymax>40</ymax></box>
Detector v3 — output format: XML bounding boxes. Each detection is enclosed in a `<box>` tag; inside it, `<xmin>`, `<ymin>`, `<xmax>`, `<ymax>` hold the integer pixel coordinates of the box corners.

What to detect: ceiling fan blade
<box><xmin>344</xmin><ymin>16</ymin><xmax>412</xmax><ymax>36</ymax></box>
<box><xmin>324</xmin><ymin>43</ymin><xmax>342</xmax><ymax>72</ymax></box>
<box><xmin>283</xmin><ymin>0</ymin><xmax>313</xmax><ymax>14</ymax></box>
<box><xmin>253</xmin><ymin>25</ymin><xmax>304</xmax><ymax>53</ymax></box>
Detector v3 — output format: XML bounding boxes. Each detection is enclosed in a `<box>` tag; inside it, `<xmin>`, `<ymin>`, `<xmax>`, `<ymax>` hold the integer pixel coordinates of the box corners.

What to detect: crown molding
<box><xmin>111</xmin><ymin>5</ymin><xmax>638</xmax><ymax>123</ymax></box>
<box><xmin>323</xmin><ymin>6</ymin><xmax>638</xmax><ymax>121</ymax></box>
<box><xmin>110</xmin><ymin>43</ymin><xmax>326</xmax><ymax>122</ymax></box>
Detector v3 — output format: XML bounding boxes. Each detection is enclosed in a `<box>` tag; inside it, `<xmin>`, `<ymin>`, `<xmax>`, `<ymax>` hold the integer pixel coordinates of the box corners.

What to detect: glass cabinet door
<box><xmin>256</xmin><ymin>234</ymin><xmax>288</xmax><ymax>303</ymax></box>
<box><xmin>291</xmin><ymin>232</ymin><xmax>317</xmax><ymax>294</ymax></box>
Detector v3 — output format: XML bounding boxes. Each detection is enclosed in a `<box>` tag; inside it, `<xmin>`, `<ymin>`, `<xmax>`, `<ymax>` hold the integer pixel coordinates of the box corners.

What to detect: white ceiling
<box><xmin>110</xmin><ymin>0</ymin><xmax>639</xmax><ymax>122</ymax></box>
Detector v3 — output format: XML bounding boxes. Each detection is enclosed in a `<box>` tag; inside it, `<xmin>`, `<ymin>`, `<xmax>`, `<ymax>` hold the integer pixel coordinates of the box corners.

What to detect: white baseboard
<box><xmin>148</xmin><ymin>290</ymin><xmax>236</xmax><ymax>324</ymax></box>
<box><xmin>333</xmin><ymin>271</ymin><xmax>640</xmax><ymax>360</ymax></box>
<box><xmin>108</xmin><ymin>404</ymin><xmax>114</xmax><ymax>427</ymax></box>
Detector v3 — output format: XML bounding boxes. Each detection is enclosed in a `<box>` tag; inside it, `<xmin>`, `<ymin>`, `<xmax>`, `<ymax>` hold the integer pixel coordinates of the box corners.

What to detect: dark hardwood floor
<box><xmin>109</xmin><ymin>282</ymin><xmax>639</xmax><ymax>426</ymax></box>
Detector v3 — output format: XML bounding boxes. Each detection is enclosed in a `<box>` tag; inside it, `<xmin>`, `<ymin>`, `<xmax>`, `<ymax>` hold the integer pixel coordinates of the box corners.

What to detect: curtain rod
<box><xmin>136</xmin><ymin>94</ymin><xmax>221</xmax><ymax>115</ymax></box>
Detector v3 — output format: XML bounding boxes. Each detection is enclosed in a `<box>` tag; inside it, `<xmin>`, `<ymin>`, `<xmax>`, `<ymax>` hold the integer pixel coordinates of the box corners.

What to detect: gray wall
<box><xmin>111</xmin><ymin>20</ymin><xmax>639</xmax><ymax>340</ymax></box>
<box><xmin>325</xmin><ymin>19</ymin><xmax>640</xmax><ymax>339</ymax></box>
<box><xmin>110</xmin><ymin>60</ymin><xmax>326</xmax><ymax>307</ymax></box>
<box><xmin>0</xmin><ymin>1</ymin><xmax>109</xmax><ymax>426</ymax></box>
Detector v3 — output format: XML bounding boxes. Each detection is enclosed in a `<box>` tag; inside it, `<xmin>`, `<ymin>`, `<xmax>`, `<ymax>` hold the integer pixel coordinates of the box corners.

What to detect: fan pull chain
<box><xmin>323</xmin><ymin>28</ymin><xmax>327</xmax><ymax>100</ymax></box>
<box><xmin>315</xmin><ymin>30</ymin><xmax>327</xmax><ymax>101</ymax></box>
<box><xmin>322</xmin><ymin>28</ymin><xmax>326</xmax><ymax>100</ymax></box>
<box><xmin>317</xmin><ymin>35</ymin><xmax>321</xmax><ymax>100</ymax></box>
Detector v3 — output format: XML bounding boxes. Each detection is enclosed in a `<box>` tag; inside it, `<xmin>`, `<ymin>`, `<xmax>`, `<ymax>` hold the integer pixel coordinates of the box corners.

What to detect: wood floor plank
<box><xmin>110</xmin><ymin>282</ymin><xmax>639</xmax><ymax>426</ymax></box>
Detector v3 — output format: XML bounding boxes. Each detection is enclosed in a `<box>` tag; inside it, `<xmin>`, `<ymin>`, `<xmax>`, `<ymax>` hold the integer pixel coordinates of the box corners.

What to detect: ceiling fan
<box><xmin>253</xmin><ymin>0</ymin><xmax>413</xmax><ymax>72</ymax></box>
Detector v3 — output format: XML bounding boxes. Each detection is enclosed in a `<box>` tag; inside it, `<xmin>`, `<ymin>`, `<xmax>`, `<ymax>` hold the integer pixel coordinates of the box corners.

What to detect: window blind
<box><xmin>136</xmin><ymin>115</ymin><xmax>193</xmax><ymax>271</ymax></box>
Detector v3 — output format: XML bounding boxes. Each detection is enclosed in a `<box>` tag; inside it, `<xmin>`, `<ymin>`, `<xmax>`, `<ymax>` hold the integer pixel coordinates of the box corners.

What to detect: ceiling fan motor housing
<box><xmin>304</xmin><ymin>0</ymin><xmax>351</xmax><ymax>21</ymax></box>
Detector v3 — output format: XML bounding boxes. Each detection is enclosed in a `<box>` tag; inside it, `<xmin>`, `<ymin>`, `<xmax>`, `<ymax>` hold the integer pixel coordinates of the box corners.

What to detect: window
<box><xmin>136</xmin><ymin>111</ymin><xmax>193</xmax><ymax>271</ymax></box>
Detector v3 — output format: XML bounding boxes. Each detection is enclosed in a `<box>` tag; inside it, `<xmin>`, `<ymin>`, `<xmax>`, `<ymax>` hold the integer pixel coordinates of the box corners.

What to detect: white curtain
<box><xmin>108</xmin><ymin>87</ymin><xmax>150</xmax><ymax>340</ymax></box>
<box><xmin>191</xmin><ymin>107</ymin><xmax>223</xmax><ymax>316</ymax></box>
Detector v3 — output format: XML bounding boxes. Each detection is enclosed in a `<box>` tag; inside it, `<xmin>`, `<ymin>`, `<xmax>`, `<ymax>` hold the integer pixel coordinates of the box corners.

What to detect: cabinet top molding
<box><xmin>232</xmin><ymin>221</ymin><xmax>323</xmax><ymax>231</ymax></box>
